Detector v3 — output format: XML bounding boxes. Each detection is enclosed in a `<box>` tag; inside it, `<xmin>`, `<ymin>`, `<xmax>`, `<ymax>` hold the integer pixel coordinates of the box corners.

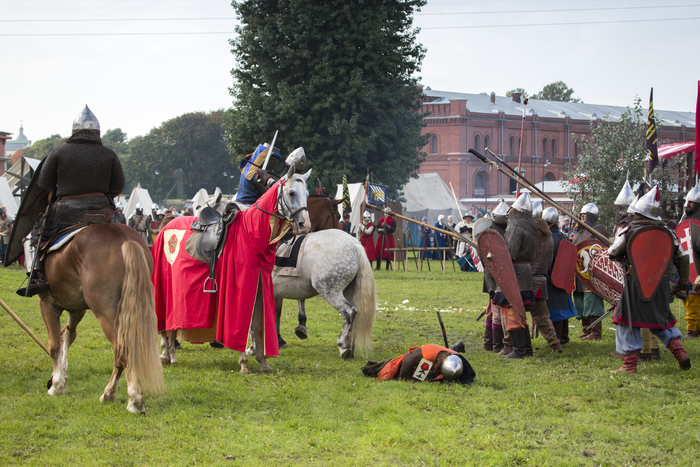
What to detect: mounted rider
<box><xmin>18</xmin><ymin>106</ymin><xmax>125</xmax><ymax>297</ymax></box>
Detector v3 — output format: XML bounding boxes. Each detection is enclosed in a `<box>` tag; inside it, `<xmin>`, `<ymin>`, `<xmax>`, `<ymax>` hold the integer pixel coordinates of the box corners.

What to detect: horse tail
<box><xmin>348</xmin><ymin>241</ymin><xmax>377</xmax><ymax>357</ymax></box>
<box><xmin>116</xmin><ymin>240</ymin><xmax>166</xmax><ymax>398</ymax></box>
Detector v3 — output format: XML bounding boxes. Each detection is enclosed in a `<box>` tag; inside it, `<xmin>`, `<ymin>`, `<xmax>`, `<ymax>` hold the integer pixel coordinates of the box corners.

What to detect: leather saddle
<box><xmin>189</xmin><ymin>205</ymin><xmax>238</xmax><ymax>293</ymax></box>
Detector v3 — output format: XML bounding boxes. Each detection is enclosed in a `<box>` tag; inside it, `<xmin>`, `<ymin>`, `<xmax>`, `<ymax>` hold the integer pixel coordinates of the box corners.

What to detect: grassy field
<box><xmin>0</xmin><ymin>261</ymin><xmax>698</xmax><ymax>466</ymax></box>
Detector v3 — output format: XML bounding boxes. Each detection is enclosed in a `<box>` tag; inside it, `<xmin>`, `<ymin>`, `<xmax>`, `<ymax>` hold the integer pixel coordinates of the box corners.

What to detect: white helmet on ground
<box><xmin>441</xmin><ymin>355</ymin><xmax>463</xmax><ymax>381</ymax></box>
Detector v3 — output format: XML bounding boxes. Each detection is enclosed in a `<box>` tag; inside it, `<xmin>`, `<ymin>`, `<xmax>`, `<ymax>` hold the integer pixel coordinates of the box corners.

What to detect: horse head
<box><xmin>279</xmin><ymin>168</ymin><xmax>312</xmax><ymax>235</ymax></box>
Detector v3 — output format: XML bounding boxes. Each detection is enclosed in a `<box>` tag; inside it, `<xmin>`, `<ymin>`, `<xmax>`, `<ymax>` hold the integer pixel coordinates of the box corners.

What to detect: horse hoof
<box><xmin>160</xmin><ymin>356</ymin><xmax>171</xmax><ymax>365</ymax></box>
<box><xmin>240</xmin><ymin>368</ymin><xmax>251</xmax><ymax>374</ymax></box>
<box><xmin>340</xmin><ymin>349</ymin><xmax>354</xmax><ymax>360</ymax></box>
<box><xmin>294</xmin><ymin>325</ymin><xmax>308</xmax><ymax>340</ymax></box>
<box><xmin>280</xmin><ymin>342</ymin><xmax>289</xmax><ymax>349</ymax></box>
<box><xmin>261</xmin><ymin>367</ymin><xmax>273</xmax><ymax>374</ymax></box>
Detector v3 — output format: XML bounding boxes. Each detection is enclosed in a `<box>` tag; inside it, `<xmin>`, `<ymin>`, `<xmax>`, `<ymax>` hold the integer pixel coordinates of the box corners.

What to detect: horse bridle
<box><xmin>254</xmin><ymin>177</ymin><xmax>309</xmax><ymax>222</ymax></box>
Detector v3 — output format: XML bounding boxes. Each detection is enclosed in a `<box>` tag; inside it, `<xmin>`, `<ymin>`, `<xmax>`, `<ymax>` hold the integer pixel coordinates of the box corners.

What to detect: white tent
<box><xmin>191</xmin><ymin>188</ymin><xmax>209</xmax><ymax>212</ymax></box>
<box><xmin>0</xmin><ymin>177</ymin><xmax>18</xmax><ymax>219</ymax></box>
<box><xmin>124</xmin><ymin>185</ymin><xmax>154</xmax><ymax>220</ymax></box>
<box><xmin>334</xmin><ymin>182</ymin><xmax>366</xmax><ymax>235</ymax></box>
<box><xmin>4</xmin><ymin>156</ymin><xmax>41</xmax><ymax>204</ymax></box>
<box><xmin>401</xmin><ymin>173</ymin><xmax>470</xmax><ymax>224</ymax></box>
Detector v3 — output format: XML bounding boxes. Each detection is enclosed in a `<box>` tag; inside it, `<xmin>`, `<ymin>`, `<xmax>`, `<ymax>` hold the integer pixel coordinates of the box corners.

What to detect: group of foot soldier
<box><xmin>479</xmin><ymin>182</ymin><xmax>693</xmax><ymax>374</ymax></box>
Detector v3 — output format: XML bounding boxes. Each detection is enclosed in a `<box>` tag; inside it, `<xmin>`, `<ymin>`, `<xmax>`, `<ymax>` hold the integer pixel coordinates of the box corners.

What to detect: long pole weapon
<box><xmin>436</xmin><ymin>311</ymin><xmax>449</xmax><ymax>348</ymax></box>
<box><xmin>449</xmin><ymin>182</ymin><xmax>463</xmax><ymax>219</ymax></box>
<box><xmin>471</xmin><ymin>148</ymin><xmax>610</xmax><ymax>247</ymax></box>
<box><xmin>261</xmin><ymin>130</ymin><xmax>279</xmax><ymax>171</ymax></box>
<box><xmin>516</xmin><ymin>98</ymin><xmax>528</xmax><ymax>194</ymax></box>
<box><xmin>0</xmin><ymin>300</ymin><xmax>50</xmax><ymax>356</ymax></box>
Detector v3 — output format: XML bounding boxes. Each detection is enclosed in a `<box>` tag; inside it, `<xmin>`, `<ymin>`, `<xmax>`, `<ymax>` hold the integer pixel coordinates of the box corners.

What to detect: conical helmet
<box><xmin>542</xmin><ymin>207</ymin><xmax>559</xmax><ymax>225</ymax></box>
<box><xmin>629</xmin><ymin>185</ymin><xmax>661</xmax><ymax>221</ymax></box>
<box><xmin>492</xmin><ymin>199</ymin><xmax>510</xmax><ymax>217</ymax></box>
<box><xmin>581</xmin><ymin>203</ymin><xmax>598</xmax><ymax>215</ymax></box>
<box><xmin>686</xmin><ymin>181</ymin><xmax>700</xmax><ymax>204</ymax></box>
<box><xmin>531</xmin><ymin>200</ymin><xmax>543</xmax><ymax>218</ymax></box>
<box><xmin>615</xmin><ymin>180</ymin><xmax>636</xmax><ymax>207</ymax></box>
<box><xmin>72</xmin><ymin>105</ymin><xmax>100</xmax><ymax>131</ymax></box>
<box><xmin>511</xmin><ymin>192</ymin><xmax>532</xmax><ymax>214</ymax></box>
<box><xmin>626</xmin><ymin>195</ymin><xmax>639</xmax><ymax>214</ymax></box>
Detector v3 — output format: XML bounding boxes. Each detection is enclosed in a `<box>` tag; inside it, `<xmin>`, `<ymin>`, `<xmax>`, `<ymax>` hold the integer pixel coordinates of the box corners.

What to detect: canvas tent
<box><xmin>334</xmin><ymin>182</ymin><xmax>366</xmax><ymax>235</ymax></box>
<box><xmin>0</xmin><ymin>178</ymin><xmax>18</xmax><ymax>219</ymax></box>
<box><xmin>401</xmin><ymin>173</ymin><xmax>469</xmax><ymax>224</ymax></box>
<box><xmin>124</xmin><ymin>185</ymin><xmax>154</xmax><ymax>220</ymax></box>
<box><xmin>191</xmin><ymin>188</ymin><xmax>209</xmax><ymax>212</ymax></box>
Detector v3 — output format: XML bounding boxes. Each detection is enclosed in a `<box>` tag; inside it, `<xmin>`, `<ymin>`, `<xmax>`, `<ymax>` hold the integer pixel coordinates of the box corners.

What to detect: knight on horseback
<box><xmin>17</xmin><ymin>106</ymin><xmax>124</xmax><ymax>297</ymax></box>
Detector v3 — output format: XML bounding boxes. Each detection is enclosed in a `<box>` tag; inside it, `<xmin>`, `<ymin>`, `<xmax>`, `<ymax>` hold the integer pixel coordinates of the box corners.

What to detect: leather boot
<box><xmin>550</xmin><ymin>342</ymin><xmax>563</xmax><ymax>353</ymax></box>
<box><xmin>552</xmin><ymin>321</ymin><xmax>563</xmax><ymax>342</ymax></box>
<box><xmin>385</xmin><ymin>259</ymin><xmax>391</xmax><ymax>270</ymax></box>
<box><xmin>685</xmin><ymin>330</ymin><xmax>699</xmax><ymax>338</ymax></box>
<box><xmin>499</xmin><ymin>331</ymin><xmax>512</xmax><ymax>355</ymax></box>
<box><xmin>375</xmin><ymin>260</ymin><xmax>381</xmax><ymax>271</ymax></box>
<box><xmin>611</xmin><ymin>350</ymin><xmax>639</xmax><ymax>374</ymax></box>
<box><xmin>483</xmin><ymin>322</ymin><xmax>494</xmax><ymax>351</ymax></box>
<box><xmin>524</xmin><ymin>326</ymin><xmax>533</xmax><ymax>357</ymax></box>
<box><xmin>16</xmin><ymin>270</ymin><xmax>50</xmax><ymax>297</ymax></box>
<box><xmin>561</xmin><ymin>319</ymin><xmax>570</xmax><ymax>345</ymax></box>
<box><xmin>650</xmin><ymin>347</ymin><xmax>661</xmax><ymax>361</ymax></box>
<box><xmin>492</xmin><ymin>326</ymin><xmax>504</xmax><ymax>353</ymax></box>
<box><xmin>667</xmin><ymin>338</ymin><xmax>691</xmax><ymax>370</ymax></box>
<box><xmin>505</xmin><ymin>328</ymin><xmax>528</xmax><ymax>359</ymax></box>
<box><xmin>581</xmin><ymin>320</ymin><xmax>602</xmax><ymax>340</ymax></box>
<box><xmin>577</xmin><ymin>319</ymin><xmax>591</xmax><ymax>339</ymax></box>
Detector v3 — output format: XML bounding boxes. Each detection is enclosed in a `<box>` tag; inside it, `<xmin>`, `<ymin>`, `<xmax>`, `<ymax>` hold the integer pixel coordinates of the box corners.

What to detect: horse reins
<box><xmin>253</xmin><ymin>179</ymin><xmax>308</xmax><ymax>222</ymax></box>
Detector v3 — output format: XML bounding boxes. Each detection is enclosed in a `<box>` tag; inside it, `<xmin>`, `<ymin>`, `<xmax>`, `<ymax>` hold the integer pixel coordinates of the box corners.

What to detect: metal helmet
<box><xmin>492</xmin><ymin>199</ymin><xmax>510</xmax><ymax>217</ymax></box>
<box><xmin>156</xmin><ymin>209</ymin><xmax>164</xmax><ymax>216</ymax></box>
<box><xmin>363</xmin><ymin>210</ymin><xmax>370</xmax><ymax>218</ymax></box>
<box><xmin>72</xmin><ymin>105</ymin><xmax>100</xmax><ymax>131</ymax></box>
<box><xmin>441</xmin><ymin>355</ymin><xmax>463</xmax><ymax>381</ymax></box>
<box><xmin>626</xmin><ymin>195</ymin><xmax>639</xmax><ymax>214</ymax></box>
<box><xmin>152</xmin><ymin>203</ymin><xmax>159</xmax><ymax>210</ymax></box>
<box><xmin>614</xmin><ymin>180</ymin><xmax>636</xmax><ymax>207</ymax></box>
<box><xmin>511</xmin><ymin>192</ymin><xmax>532</xmax><ymax>214</ymax></box>
<box><xmin>686</xmin><ymin>181</ymin><xmax>700</xmax><ymax>204</ymax></box>
<box><xmin>581</xmin><ymin>203</ymin><xmax>598</xmax><ymax>215</ymax></box>
<box><xmin>116</xmin><ymin>201</ymin><xmax>125</xmax><ymax>210</ymax></box>
<box><xmin>531</xmin><ymin>200</ymin><xmax>543</xmax><ymax>219</ymax></box>
<box><xmin>542</xmin><ymin>206</ymin><xmax>559</xmax><ymax>225</ymax></box>
<box><xmin>629</xmin><ymin>185</ymin><xmax>662</xmax><ymax>221</ymax></box>
<box><xmin>285</xmin><ymin>147</ymin><xmax>306</xmax><ymax>172</ymax></box>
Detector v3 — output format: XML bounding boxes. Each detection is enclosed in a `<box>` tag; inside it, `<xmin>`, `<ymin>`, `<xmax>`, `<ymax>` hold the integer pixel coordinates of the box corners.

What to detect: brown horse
<box><xmin>41</xmin><ymin>223</ymin><xmax>165</xmax><ymax>413</ymax></box>
<box><xmin>307</xmin><ymin>195</ymin><xmax>341</xmax><ymax>231</ymax></box>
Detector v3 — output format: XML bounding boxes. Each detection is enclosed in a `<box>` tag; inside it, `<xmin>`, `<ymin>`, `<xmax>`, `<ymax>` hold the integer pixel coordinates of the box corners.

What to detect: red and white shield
<box><xmin>576</xmin><ymin>239</ymin><xmax>624</xmax><ymax>305</ymax></box>
<box><xmin>675</xmin><ymin>219</ymin><xmax>700</xmax><ymax>283</ymax></box>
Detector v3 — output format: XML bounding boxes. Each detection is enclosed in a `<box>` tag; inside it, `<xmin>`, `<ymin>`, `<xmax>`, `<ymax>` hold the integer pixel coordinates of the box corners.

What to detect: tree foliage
<box><xmin>224</xmin><ymin>0</ymin><xmax>428</xmax><ymax>199</ymax></box>
<box><xmin>565</xmin><ymin>97</ymin><xmax>686</xmax><ymax>231</ymax></box>
<box><xmin>122</xmin><ymin>111</ymin><xmax>231</xmax><ymax>201</ymax></box>
<box><xmin>531</xmin><ymin>81</ymin><xmax>582</xmax><ymax>103</ymax></box>
<box><xmin>506</xmin><ymin>88</ymin><xmax>529</xmax><ymax>99</ymax></box>
<box><xmin>102</xmin><ymin>128</ymin><xmax>130</xmax><ymax>157</ymax></box>
<box><xmin>19</xmin><ymin>134</ymin><xmax>66</xmax><ymax>160</ymax></box>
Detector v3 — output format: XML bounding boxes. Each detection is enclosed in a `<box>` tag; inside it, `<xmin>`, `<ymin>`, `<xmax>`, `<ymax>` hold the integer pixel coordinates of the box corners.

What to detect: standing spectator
<box><xmin>340</xmin><ymin>213</ymin><xmax>352</xmax><ymax>234</ymax></box>
<box><xmin>374</xmin><ymin>208</ymin><xmax>397</xmax><ymax>270</ymax></box>
<box><xmin>433</xmin><ymin>214</ymin><xmax>447</xmax><ymax>260</ymax></box>
<box><xmin>128</xmin><ymin>203</ymin><xmax>152</xmax><ymax>245</ymax></box>
<box><xmin>358</xmin><ymin>211</ymin><xmax>377</xmax><ymax>268</ymax></box>
<box><xmin>111</xmin><ymin>202</ymin><xmax>126</xmax><ymax>224</ymax></box>
<box><xmin>0</xmin><ymin>208</ymin><xmax>13</xmax><ymax>263</ymax></box>
<box><xmin>454</xmin><ymin>212</ymin><xmax>475</xmax><ymax>257</ymax></box>
<box><xmin>419</xmin><ymin>216</ymin><xmax>433</xmax><ymax>259</ymax></box>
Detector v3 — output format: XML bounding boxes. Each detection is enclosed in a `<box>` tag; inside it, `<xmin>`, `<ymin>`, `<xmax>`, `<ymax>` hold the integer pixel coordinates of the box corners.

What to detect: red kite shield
<box><xmin>576</xmin><ymin>239</ymin><xmax>624</xmax><ymax>306</ymax></box>
<box><xmin>477</xmin><ymin>229</ymin><xmax>526</xmax><ymax>319</ymax></box>
<box><xmin>676</xmin><ymin>219</ymin><xmax>700</xmax><ymax>283</ymax></box>
<box><xmin>627</xmin><ymin>225</ymin><xmax>673</xmax><ymax>302</ymax></box>
<box><xmin>551</xmin><ymin>238</ymin><xmax>577</xmax><ymax>294</ymax></box>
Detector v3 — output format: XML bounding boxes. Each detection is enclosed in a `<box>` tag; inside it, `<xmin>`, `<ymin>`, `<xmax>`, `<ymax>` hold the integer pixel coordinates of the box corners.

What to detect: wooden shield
<box><xmin>675</xmin><ymin>219</ymin><xmax>700</xmax><ymax>283</ymax></box>
<box><xmin>472</xmin><ymin>217</ymin><xmax>492</xmax><ymax>242</ymax></box>
<box><xmin>627</xmin><ymin>226</ymin><xmax>673</xmax><ymax>302</ymax></box>
<box><xmin>551</xmin><ymin>238</ymin><xmax>577</xmax><ymax>294</ymax></box>
<box><xmin>477</xmin><ymin>229</ymin><xmax>526</xmax><ymax>319</ymax></box>
<box><xmin>576</xmin><ymin>239</ymin><xmax>624</xmax><ymax>306</ymax></box>
<box><xmin>3</xmin><ymin>158</ymin><xmax>48</xmax><ymax>267</ymax></box>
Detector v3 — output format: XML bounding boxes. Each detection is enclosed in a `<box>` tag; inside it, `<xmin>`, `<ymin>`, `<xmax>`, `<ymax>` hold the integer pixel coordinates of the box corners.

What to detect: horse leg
<box><xmin>294</xmin><ymin>300</ymin><xmax>308</xmax><ymax>340</ymax></box>
<box><xmin>167</xmin><ymin>331</ymin><xmax>178</xmax><ymax>364</ymax></box>
<box><xmin>275</xmin><ymin>297</ymin><xmax>288</xmax><ymax>349</ymax></box>
<box><xmin>159</xmin><ymin>331</ymin><xmax>171</xmax><ymax>365</ymax></box>
<box><xmin>322</xmin><ymin>291</ymin><xmax>357</xmax><ymax>359</ymax></box>
<box><xmin>252</xmin><ymin>274</ymin><xmax>273</xmax><ymax>373</ymax></box>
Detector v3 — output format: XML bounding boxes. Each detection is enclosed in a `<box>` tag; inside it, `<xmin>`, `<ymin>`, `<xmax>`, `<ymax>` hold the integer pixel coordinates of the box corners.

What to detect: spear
<box><xmin>0</xmin><ymin>300</ymin><xmax>50</xmax><ymax>356</ymax></box>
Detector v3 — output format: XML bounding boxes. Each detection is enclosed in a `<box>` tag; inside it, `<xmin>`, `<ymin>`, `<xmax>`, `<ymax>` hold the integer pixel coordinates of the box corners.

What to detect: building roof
<box><xmin>421</xmin><ymin>88</ymin><xmax>696</xmax><ymax>129</ymax></box>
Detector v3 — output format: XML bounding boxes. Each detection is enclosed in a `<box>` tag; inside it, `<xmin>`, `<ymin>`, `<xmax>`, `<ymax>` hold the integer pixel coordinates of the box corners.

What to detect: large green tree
<box><xmin>19</xmin><ymin>134</ymin><xmax>66</xmax><ymax>160</ymax></box>
<box><xmin>122</xmin><ymin>111</ymin><xmax>231</xmax><ymax>202</ymax></box>
<box><xmin>224</xmin><ymin>0</ymin><xmax>428</xmax><ymax>199</ymax></box>
<box><xmin>532</xmin><ymin>81</ymin><xmax>582</xmax><ymax>103</ymax></box>
<box><xmin>101</xmin><ymin>128</ymin><xmax>130</xmax><ymax>158</ymax></box>
<box><xmin>566</xmin><ymin>97</ymin><xmax>686</xmax><ymax>231</ymax></box>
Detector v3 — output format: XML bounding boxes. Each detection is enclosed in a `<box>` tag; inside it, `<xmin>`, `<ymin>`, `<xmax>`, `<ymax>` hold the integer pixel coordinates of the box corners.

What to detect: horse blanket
<box><xmin>152</xmin><ymin>180</ymin><xmax>290</xmax><ymax>356</ymax></box>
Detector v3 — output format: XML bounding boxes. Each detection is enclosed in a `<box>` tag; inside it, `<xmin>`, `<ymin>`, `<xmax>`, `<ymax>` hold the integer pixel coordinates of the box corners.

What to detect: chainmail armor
<box><xmin>504</xmin><ymin>209</ymin><xmax>538</xmax><ymax>292</ymax></box>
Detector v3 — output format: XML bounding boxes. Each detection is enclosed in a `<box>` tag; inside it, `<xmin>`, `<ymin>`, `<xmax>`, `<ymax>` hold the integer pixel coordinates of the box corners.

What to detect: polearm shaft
<box><xmin>0</xmin><ymin>299</ymin><xmax>50</xmax><ymax>356</ymax></box>
<box><xmin>366</xmin><ymin>206</ymin><xmax>478</xmax><ymax>251</ymax></box>
<box><xmin>470</xmin><ymin>148</ymin><xmax>610</xmax><ymax>247</ymax></box>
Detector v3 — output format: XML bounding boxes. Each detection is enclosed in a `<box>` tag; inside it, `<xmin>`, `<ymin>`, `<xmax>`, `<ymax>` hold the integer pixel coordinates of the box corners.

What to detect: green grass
<box><xmin>0</xmin><ymin>262</ymin><xmax>698</xmax><ymax>466</ymax></box>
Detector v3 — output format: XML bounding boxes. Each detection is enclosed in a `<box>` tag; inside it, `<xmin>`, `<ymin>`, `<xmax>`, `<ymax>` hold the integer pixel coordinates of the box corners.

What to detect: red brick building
<box><xmin>417</xmin><ymin>88</ymin><xmax>696</xmax><ymax>207</ymax></box>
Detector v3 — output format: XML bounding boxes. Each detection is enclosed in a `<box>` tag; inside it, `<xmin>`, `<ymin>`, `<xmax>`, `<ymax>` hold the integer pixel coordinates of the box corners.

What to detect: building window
<box><xmin>484</xmin><ymin>134</ymin><xmax>490</xmax><ymax>152</ymax></box>
<box><xmin>474</xmin><ymin>134</ymin><xmax>481</xmax><ymax>153</ymax></box>
<box><xmin>542</xmin><ymin>137</ymin><xmax>549</xmax><ymax>157</ymax></box>
<box><xmin>431</xmin><ymin>136</ymin><xmax>438</xmax><ymax>154</ymax></box>
<box><xmin>475</xmin><ymin>172</ymin><xmax>485</xmax><ymax>196</ymax></box>
<box><xmin>551</xmin><ymin>138</ymin><xmax>558</xmax><ymax>157</ymax></box>
<box><xmin>509</xmin><ymin>136</ymin><xmax>515</xmax><ymax>156</ymax></box>
<box><xmin>544</xmin><ymin>171</ymin><xmax>556</xmax><ymax>182</ymax></box>
<box><xmin>574</xmin><ymin>142</ymin><xmax>579</xmax><ymax>158</ymax></box>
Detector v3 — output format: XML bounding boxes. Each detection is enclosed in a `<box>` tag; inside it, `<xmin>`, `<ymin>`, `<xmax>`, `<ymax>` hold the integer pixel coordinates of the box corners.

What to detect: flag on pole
<box><xmin>342</xmin><ymin>170</ymin><xmax>351</xmax><ymax>215</ymax></box>
<box><xmin>646</xmin><ymin>88</ymin><xmax>659</xmax><ymax>173</ymax></box>
<box><xmin>695</xmin><ymin>80</ymin><xmax>700</xmax><ymax>172</ymax></box>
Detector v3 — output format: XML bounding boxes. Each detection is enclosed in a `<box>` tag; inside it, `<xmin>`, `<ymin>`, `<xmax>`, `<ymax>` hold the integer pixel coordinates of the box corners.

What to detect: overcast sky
<box><xmin>2</xmin><ymin>0</ymin><xmax>699</xmax><ymax>143</ymax></box>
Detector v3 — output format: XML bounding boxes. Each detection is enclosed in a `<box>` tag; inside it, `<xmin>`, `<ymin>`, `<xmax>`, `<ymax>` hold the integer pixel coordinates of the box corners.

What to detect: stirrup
<box><xmin>203</xmin><ymin>277</ymin><xmax>217</xmax><ymax>293</ymax></box>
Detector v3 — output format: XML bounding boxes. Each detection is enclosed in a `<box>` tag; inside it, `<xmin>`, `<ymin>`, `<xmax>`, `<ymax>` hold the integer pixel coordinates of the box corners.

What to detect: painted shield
<box><xmin>551</xmin><ymin>238</ymin><xmax>577</xmax><ymax>294</ymax></box>
<box><xmin>627</xmin><ymin>226</ymin><xmax>673</xmax><ymax>302</ymax></box>
<box><xmin>472</xmin><ymin>217</ymin><xmax>492</xmax><ymax>242</ymax></box>
<box><xmin>575</xmin><ymin>238</ymin><xmax>624</xmax><ymax>305</ymax></box>
<box><xmin>675</xmin><ymin>219</ymin><xmax>700</xmax><ymax>283</ymax></box>
<box><xmin>477</xmin><ymin>229</ymin><xmax>525</xmax><ymax>319</ymax></box>
<box><xmin>3</xmin><ymin>158</ymin><xmax>48</xmax><ymax>267</ymax></box>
